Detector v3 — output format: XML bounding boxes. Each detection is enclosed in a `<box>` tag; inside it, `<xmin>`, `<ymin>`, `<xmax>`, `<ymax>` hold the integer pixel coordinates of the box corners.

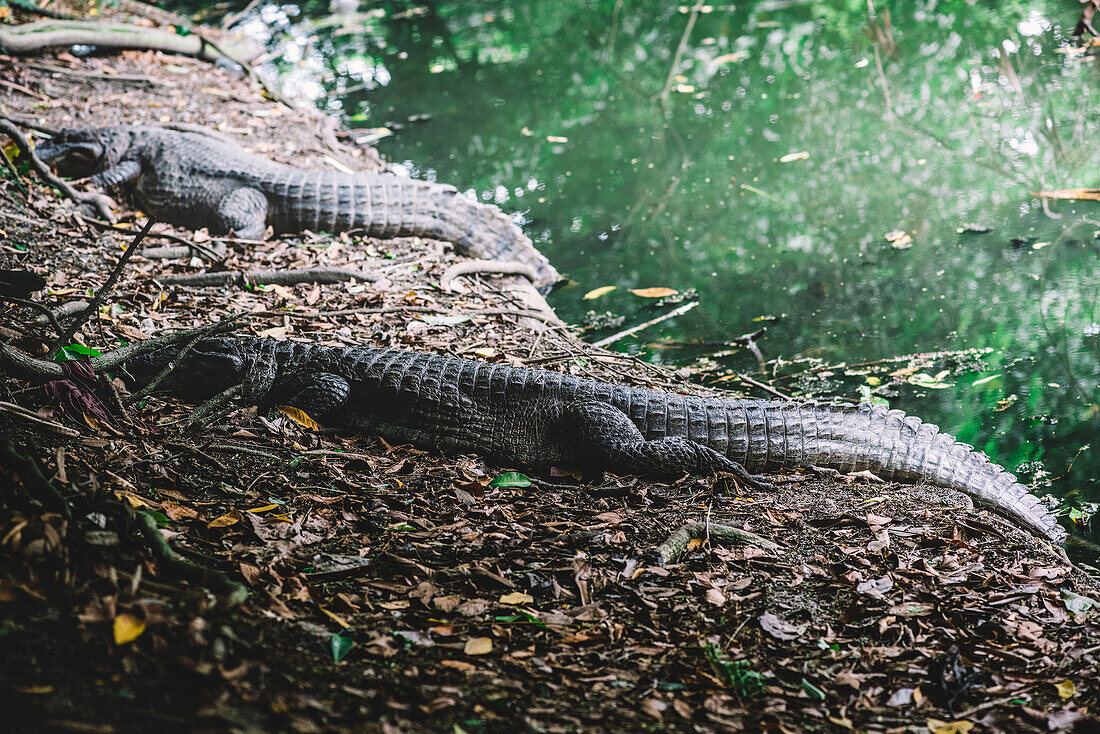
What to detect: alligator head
<box><xmin>125</xmin><ymin>337</ymin><xmax>251</xmax><ymax>400</ymax></box>
<box><xmin>35</xmin><ymin>127</ymin><xmax>134</xmax><ymax>178</ymax></box>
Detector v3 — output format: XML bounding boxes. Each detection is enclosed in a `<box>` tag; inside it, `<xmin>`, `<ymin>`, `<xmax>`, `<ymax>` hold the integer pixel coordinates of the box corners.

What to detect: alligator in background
<box><xmin>126</xmin><ymin>337</ymin><xmax>1068</xmax><ymax>544</ymax></box>
<box><xmin>35</xmin><ymin>125</ymin><xmax>560</xmax><ymax>290</ymax></box>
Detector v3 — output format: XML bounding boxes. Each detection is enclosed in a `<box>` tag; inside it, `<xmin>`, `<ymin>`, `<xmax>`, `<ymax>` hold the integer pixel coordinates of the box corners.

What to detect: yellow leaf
<box><xmin>629</xmin><ymin>287</ymin><xmax>678</xmax><ymax>298</ymax></box>
<box><xmin>113</xmin><ymin>490</ymin><xmax>157</xmax><ymax>509</ymax></box>
<box><xmin>499</xmin><ymin>592</ymin><xmax>534</xmax><ymax>605</ymax></box>
<box><xmin>247</xmin><ymin>504</ymin><xmax>279</xmax><ymax>514</ymax></box>
<box><xmin>464</xmin><ymin>637</ymin><xmax>493</xmax><ymax>655</ymax></box>
<box><xmin>113</xmin><ymin>613</ymin><xmax>146</xmax><ymax>645</ymax></box>
<box><xmin>583</xmin><ymin>285</ymin><xmax>617</xmax><ymax>300</ymax></box>
<box><xmin>928</xmin><ymin>720</ymin><xmax>974</xmax><ymax>734</ymax></box>
<box><xmin>1055</xmin><ymin>680</ymin><xmax>1076</xmax><ymax>700</ymax></box>
<box><xmin>207</xmin><ymin>510</ymin><xmax>241</xmax><ymax>528</ymax></box>
<box><xmin>319</xmin><ymin>606</ymin><xmax>352</xmax><ymax>629</ymax></box>
<box><xmin>0</xmin><ymin>7</ymin><xmax>10</xmax><ymax>20</ymax></box>
<box><xmin>686</xmin><ymin>537</ymin><xmax>706</xmax><ymax>551</ymax></box>
<box><xmin>278</xmin><ymin>405</ymin><xmax>322</xmax><ymax>431</ymax></box>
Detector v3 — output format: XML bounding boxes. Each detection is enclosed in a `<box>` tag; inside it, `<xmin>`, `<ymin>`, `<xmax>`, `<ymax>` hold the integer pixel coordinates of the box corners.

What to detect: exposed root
<box><xmin>160</xmin><ymin>267</ymin><xmax>375</xmax><ymax>288</ymax></box>
<box><xmin>440</xmin><ymin>259</ymin><xmax>539</xmax><ymax>292</ymax></box>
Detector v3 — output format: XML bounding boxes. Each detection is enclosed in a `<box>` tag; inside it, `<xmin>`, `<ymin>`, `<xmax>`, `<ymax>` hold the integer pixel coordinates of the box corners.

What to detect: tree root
<box><xmin>133</xmin><ymin>510</ymin><xmax>249</xmax><ymax>610</ymax></box>
<box><xmin>0</xmin><ymin>19</ymin><xmax>259</xmax><ymax>64</ymax></box>
<box><xmin>0</xmin><ymin>118</ymin><xmax>116</xmax><ymax>221</ymax></box>
<box><xmin>440</xmin><ymin>259</ymin><xmax>539</xmax><ymax>292</ymax></box>
<box><xmin>652</xmin><ymin>520</ymin><xmax>782</xmax><ymax>566</ymax></box>
<box><xmin>0</xmin><ymin>401</ymin><xmax>80</xmax><ymax>438</ymax></box>
<box><xmin>159</xmin><ymin>267</ymin><xmax>375</xmax><ymax>288</ymax></box>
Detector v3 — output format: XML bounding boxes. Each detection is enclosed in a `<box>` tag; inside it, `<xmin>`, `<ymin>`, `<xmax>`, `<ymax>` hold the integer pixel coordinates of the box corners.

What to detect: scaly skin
<box><xmin>126</xmin><ymin>337</ymin><xmax>1068</xmax><ymax>544</ymax></box>
<box><xmin>35</xmin><ymin>126</ymin><xmax>560</xmax><ymax>290</ymax></box>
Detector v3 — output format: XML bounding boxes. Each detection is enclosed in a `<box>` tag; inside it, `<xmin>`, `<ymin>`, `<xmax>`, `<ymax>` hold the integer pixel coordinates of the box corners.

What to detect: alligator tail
<box><xmin>731</xmin><ymin>401</ymin><xmax>1066</xmax><ymax>543</ymax></box>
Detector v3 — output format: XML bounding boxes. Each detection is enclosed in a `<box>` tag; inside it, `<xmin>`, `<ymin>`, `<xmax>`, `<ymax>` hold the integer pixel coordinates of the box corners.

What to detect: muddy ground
<box><xmin>1</xmin><ymin>3</ymin><xmax>1099</xmax><ymax>733</ymax></box>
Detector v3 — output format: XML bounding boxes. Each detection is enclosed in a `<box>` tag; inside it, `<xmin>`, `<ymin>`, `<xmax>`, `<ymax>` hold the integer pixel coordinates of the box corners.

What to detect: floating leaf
<box><xmin>499</xmin><ymin>592</ymin><xmax>534</xmax><ymax>605</ymax></box>
<box><xmin>629</xmin><ymin>287</ymin><xmax>678</xmax><ymax>298</ymax></box>
<box><xmin>1033</xmin><ymin>188</ymin><xmax>1100</xmax><ymax>201</ymax></box>
<box><xmin>907</xmin><ymin>371</ymin><xmax>953</xmax><ymax>389</ymax></box>
<box><xmin>489</xmin><ymin>471</ymin><xmax>532</xmax><ymax>488</ymax></box>
<box><xmin>779</xmin><ymin>151</ymin><xmax>810</xmax><ymax>163</ymax></box>
<box><xmin>113</xmin><ymin>613</ymin><xmax>145</xmax><ymax>645</ymax></box>
<box><xmin>583</xmin><ymin>285</ymin><xmax>617</xmax><ymax>300</ymax></box>
<box><xmin>464</xmin><ymin>637</ymin><xmax>493</xmax><ymax>655</ymax></box>
<box><xmin>972</xmin><ymin>374</ymin><xmax>1001</xmax><ymax>386</ymax></box>
<box><xmin>278</xmin><ymin>405</ymin><xmax>322</xmax><ymax>431</ymax></box>
<box><xmin>331</xmin><ymin>631</ymin><xmax>354</xmax><ymax>663</ymax></box>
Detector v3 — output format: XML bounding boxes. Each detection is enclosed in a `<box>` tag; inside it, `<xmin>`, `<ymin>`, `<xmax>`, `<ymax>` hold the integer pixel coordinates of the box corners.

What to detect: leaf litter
<box><xmin>0</xmin><ymin>2</ymin><xmax>1098</xmax><ymax>732</ymax></box>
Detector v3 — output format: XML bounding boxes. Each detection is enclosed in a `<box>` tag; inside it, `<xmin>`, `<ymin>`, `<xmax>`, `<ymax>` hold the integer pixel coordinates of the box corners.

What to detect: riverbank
<box><xmin>0</xmin><ymin>2</ymin><xmax>1098</xmax><ymax>732</ymax></box>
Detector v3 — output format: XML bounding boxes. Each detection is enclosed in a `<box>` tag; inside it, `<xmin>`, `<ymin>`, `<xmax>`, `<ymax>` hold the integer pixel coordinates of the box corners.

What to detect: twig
<box><xmin>734</xmin><ymin>373</ymin><xmax>791</xmax><ymax>400</ymax></box>
<box><xmin>197</xmin><ymin>32</ymin><xmax>295</xmax><ymax>109</ymax></box>
<box><xmin>34</xmin><ymin>300</ymin><xmax>90</xmax><ymax>326</ymax></box>
<box><xmin>0</xmin><ymin>401</ymin><xmax>81</xmax><ymax>438</ymax></box>
<box><xmin>125</xmin><ymin>321</ymin><xmax>239</xmax><ymax>405</ymax></box>
<box><xmin>592</xmin><ymin>301</ymin><xmax>698</xmax><ymax>348</ymax></box>
<box><xmin>0</xmin><ymin>295</ymin><xmax>63</xmax><ymax>335</ymax></box>
<box><xmin>658</xmin><ymin>0</ymin><xmax>705</xmax><ymax>102</ymax></box>
<box><xmin>653</xmin><ymin>520</ymin><xmax>782</xmax><ymax>566</ymax></box>
<box><xmin>159</xmin><ymin>267</ymin><xmax>375</xmax><ymax>288</ymax></box>
<box><xmin>73</xmin><ymin>214</ymin><xmax>226</xmax><ymax>260</ymax></box>
<box><xmin>186</xmin><ymin>384</ymin><xmax>242</xmax><ymax>429</ymax></box>
<box><xmin>47</xmin><ymin>219</ymin><xmax>155</xmax><ymax>359</ymax></box>
<box><xmin>133</xmin><ymin>510</ymin><xmax>249</xmax><ymax>609</ymax></box>
<box><xmin>0</xmin><ymin>117</ymin><xmax>116</xmax><ymax>220</ymax></box>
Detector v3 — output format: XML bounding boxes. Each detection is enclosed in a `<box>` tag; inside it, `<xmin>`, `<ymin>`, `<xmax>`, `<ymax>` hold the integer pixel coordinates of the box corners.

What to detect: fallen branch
<box><xmin>592</xmin><ymin>301</ymin><xmax>699</xmax><ymax>348</ymax></box>
<box><xmin>133</xmin><ymin>510</ymin><xmax>249</xmax><ymax>610</ymax></box>
<box><xmin>0</xmin><ymin>19</ymin><xmax>258</xmax><ymax>63</ymax></box>
<box><xmin>0</xmin><ymin>314</ymin><xmax>245</xmax><ymax>380</ymax></box>
<box><xmin>159</xmin><ymin>267</ymin><xmax>375</xmax><ymax>288</ymax></box>
<box><xmin>0</xmin><ymin>401</ymin><xmax>81</xmax><ymax>438</ymax></box>
<box><xmin>440</xmin><ymin>259</ymin><xmax>539</xmax><ymax>292</ymax></box>
<box><xmin>0</xmin><ymin>117</ymin><xmax>115</xmax><ymax>220</ymax></box>
<box><xmin>47</xmin><ymin>219</ymin><xmax>155</xmax><ymax>358</ymax></box>
<box><xmin>34</xmin><ymin>300</ymin><xmax>90</xmax><ymax>325</ymax></box>
<box><xmin>653</xmin><ymin>520</ymin><xmax>782</xmax><ymax>566</ymax></box>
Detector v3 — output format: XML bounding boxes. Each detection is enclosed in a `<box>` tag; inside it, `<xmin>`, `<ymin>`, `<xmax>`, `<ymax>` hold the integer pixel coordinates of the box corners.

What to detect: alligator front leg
<box><xmin>566</xmin><ymin>401</ymin><xmax>772</xmax><ymax>489</ymax></box>
<box><xmin>215</xmin><ymin>187</ymin><xmax>268</xmax><ymax>240</ymax></box>
<box><xmin>90</xmin><ymin>159</ymin><xmax>142</xmax><ymax>187</ymax></box>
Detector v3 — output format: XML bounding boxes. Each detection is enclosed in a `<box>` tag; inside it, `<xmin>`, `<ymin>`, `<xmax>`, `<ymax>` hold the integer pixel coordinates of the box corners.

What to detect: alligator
<box><xmin>125</xmin><ymin>337</ymin><xmax>1067</xmax><ymax>544</ymax></box>
<box><xmin>34</xmin><ymin>125</ymin><xmax>560</xmax><ymax>290</ymax></box>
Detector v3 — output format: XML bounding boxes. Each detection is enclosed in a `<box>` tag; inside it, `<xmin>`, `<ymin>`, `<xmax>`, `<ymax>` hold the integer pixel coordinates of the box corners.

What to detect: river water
<box><xmin>192</xmin><ymin>0</ymin><xmax>1098</xmax><ymax>536</ymax></box>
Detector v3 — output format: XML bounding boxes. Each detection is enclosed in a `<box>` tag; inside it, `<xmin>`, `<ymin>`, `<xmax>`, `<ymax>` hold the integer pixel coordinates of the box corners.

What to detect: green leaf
<box><xmin>1062</xmin><ymin>590</ymin><xmax>1098</xmax><ymax>616</ymax></box>
<box><xmin>54</xmin><ymin>343</ymin><xmax>102</xmax><ymax>361</ymax></box>
<box><xmin>331</xmin><ymin>631</ymin><xmax>354</xmax><ymax>663</ymax></box>
<box><xmin>801</xmin><ymin>678</ymin><xmax>826</xmax><ymax>700</ymax></box>
<box><xmin>143</xmin><ymin>510</ymin><xmax>170</xmax><ymax>528</ymax></box>
<box><xmin>489</xmin><ymin>471</ymin><xmax>533</xmax><ymax>488</ymax></box>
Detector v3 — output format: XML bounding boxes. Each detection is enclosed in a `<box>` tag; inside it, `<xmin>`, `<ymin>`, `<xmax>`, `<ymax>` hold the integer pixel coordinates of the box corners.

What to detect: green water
<box><xmin>206</xmin><ymin>1</ymin><xmax>1098</xmax><ymax>531</ymax></box>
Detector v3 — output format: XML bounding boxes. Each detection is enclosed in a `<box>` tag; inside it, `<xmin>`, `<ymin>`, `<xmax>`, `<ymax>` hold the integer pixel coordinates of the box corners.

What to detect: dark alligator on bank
<box><xmin>126</xmin><ymin>337</ymin><xmax>1067</xmax><ymax>543</ymax></box>
<box><xmin>35</xmin><ymin>125</ymin><xmax>560</xmax><ymax>290</ymax></box>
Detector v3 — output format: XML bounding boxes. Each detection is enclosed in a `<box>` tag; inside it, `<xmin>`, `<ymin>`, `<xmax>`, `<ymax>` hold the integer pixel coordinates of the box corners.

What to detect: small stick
<box><xmin>592</xmin><ymin>301</ymin><xmax>698</xmax><ymax>348</ymax></box>
<box><xmin>47</xmin><ymin>219</ymin><xmax>155</xmax><ymax>359</ymax></box>
<box><xmin>0</xmin><ymin>401</ymin><xmax>81</xmax><ymax>438</ymax></box>
<box><xmin>735</xmin><ymin>373</ymin><xmax>791</xmax><ymax>400</ymax></box>
<box><xmin>0</xmin><ymin>118</ymin><xmax>115</xmax><ymax>220</ymax></box>
<box><xmin>653</xmin><ymin>520</ymin><xmax>782</xmax><ymax>566</ymax></box>
<box><xmin>0</xmin><ymin>295</ymin><xmax>63</xmax><ymax>335</ymax></box>
<box><xmin>159</xmin><ymin>267</ymin><xmax>375</xmax><ymax>287</ymax></box>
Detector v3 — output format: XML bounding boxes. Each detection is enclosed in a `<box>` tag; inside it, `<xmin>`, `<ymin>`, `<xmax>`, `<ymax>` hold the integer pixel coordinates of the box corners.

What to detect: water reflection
<box><xmin>202</xmin><ymin>0</ymin><xmax>1098</xmax><ymax>533</ymax></box>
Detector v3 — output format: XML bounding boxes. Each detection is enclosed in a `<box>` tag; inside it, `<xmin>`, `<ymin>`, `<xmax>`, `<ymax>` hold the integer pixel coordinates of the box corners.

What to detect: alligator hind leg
<box><xmin>566</xmin><ymin>401</ymin><xmax>772</xmax><ymax>490</ymax></box>
<box><xmin>215</xmin><ymin>187</ymin><xmax>268</xmax><ymax>240</ymax></box>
